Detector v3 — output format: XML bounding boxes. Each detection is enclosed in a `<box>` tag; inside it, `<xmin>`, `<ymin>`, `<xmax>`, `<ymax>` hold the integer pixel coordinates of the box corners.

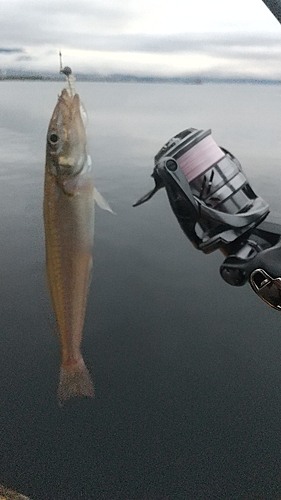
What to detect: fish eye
<box><xmin>48</xmin><ymin>133</ymin><xmax>59</xmax><ymax>145</ymax></box>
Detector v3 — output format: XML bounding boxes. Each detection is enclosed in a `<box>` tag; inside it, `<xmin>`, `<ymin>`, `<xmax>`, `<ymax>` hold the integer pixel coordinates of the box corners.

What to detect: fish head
<box><xmin>46</xmin><ymin>88</ymin><xmax>88</xmax><ymax>178</ymax></box>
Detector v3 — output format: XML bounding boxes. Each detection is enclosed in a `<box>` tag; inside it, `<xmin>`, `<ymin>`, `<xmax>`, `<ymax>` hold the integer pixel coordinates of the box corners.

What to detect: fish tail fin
<box><xmin>58</xmin><ymin>357</ymin><xmax>94</xmax><ymax>405</ymax></box>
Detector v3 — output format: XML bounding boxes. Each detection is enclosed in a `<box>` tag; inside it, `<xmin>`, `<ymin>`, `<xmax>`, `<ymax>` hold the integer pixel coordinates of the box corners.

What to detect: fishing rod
<box><xmin>261</xmin><ymin>0</ymin><xmax>281</xmax><ymax>24</ymax></box>
<box><xmin>59</xmin><ymin>51</ymin><xmax>75</xmax><ymax>97</ymax></box>
<box><xmin>59</xmin><ymin>51</ymin><xmax>72</xmax><ymax>77</ymax></box>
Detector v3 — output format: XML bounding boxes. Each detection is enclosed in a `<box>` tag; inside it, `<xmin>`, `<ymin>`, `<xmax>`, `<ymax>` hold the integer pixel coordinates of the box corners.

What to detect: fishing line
<box><xmin>59</xmin><ymin>50</ymin><xmax>76</xmax><ymax>97</ymax></box>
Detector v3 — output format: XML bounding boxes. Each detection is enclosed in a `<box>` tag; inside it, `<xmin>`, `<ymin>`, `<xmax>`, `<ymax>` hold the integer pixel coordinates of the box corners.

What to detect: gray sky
<box><xmin>1</xmin><ymin>0</ymin><xmax>281</xmax><ymax>78</ymax></box>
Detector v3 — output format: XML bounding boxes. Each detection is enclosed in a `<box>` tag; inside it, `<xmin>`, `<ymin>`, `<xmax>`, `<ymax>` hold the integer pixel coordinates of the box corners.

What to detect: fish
<box><xmin>43</xmin><ymin>67</ymin><xmax>95</xmax><ymax>404</ymax></box>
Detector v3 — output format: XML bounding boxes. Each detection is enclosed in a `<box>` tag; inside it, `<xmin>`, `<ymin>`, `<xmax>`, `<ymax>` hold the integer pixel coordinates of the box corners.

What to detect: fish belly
<box><xmin>43</xmin><ymin>171</ymin><xmax>95</xmax><ymax>403</ymax></box>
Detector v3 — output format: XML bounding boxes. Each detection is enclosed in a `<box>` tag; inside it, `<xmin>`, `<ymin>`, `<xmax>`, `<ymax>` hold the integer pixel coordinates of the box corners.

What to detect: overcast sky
<box><xmin>1</xmin><ymin>0</ymin><xmax>281</xmax><ymax>78</ymax></box>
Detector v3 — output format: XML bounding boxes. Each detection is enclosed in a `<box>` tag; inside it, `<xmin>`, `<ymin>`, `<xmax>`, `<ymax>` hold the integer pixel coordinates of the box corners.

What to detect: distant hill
<box><xmin>0</xmin><ymin>69</ymin><xmax>280</xmax><ymax>85</ymax></box>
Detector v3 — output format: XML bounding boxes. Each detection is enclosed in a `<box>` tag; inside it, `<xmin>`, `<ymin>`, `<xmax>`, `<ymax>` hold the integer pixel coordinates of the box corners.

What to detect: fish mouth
<box><xmin>58</xmin><ymin>88</ymin><xmax>81</xmax><ymax>115</ymax></box>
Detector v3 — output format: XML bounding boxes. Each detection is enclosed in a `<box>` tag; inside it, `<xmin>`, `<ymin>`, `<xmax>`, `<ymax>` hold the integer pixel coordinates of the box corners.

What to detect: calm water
<box><xmin>1</xmin><ymin>81</ymin><xmax>281</xmax><ymax>500</ymax></box>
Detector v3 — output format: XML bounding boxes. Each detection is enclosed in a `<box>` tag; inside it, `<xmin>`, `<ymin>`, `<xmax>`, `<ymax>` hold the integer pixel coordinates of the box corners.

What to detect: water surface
<box><xmin>1</xmin><ymin>82</ymin><xmax>281</xmax><ymax>499</ymax></box>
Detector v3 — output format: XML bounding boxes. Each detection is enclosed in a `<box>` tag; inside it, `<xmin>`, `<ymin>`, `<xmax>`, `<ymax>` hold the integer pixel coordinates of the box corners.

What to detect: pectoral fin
<box><xmin>94</xmin><ymin>187</ymin><xmax>116</xmax><ymax>214</ymax></box>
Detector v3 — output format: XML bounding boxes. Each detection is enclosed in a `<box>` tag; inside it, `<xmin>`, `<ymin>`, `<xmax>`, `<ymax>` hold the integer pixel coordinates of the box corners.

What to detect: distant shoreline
<box><xmin>0</xmin><ymin>75</ymin><xmax>280</xmax><ymax>85</ymax></box>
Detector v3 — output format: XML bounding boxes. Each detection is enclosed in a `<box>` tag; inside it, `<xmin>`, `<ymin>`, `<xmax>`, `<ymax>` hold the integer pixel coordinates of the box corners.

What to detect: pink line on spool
<box><xmin>177</xmin><ymin>135</ymin><xmax>225</xmax><ymax>182</ymax></box>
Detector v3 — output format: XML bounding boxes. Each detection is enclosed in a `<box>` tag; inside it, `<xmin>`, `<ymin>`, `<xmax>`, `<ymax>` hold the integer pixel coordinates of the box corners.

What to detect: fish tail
<box><xmin>58</xmin><ymin>357</ymin><xmax>94</xmax><ymax>405</ymax></box>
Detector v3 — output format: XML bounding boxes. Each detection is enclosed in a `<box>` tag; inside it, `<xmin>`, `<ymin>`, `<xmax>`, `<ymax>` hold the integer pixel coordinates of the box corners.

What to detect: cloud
<box><xmin>0</xmin><ymin>48</ymin><xmax>24</xmax><ymax>54</ymax></box>
<box><xmin>3</xmin><ymin>31</ymin><xmax>281</xmax><ymax>59</ymax></box>
<box><xmin>68</xmin><ymin>32</ymin><xmax>281</xmax><ymax>57</ymax></box>
<box><xmin>0</xmin><ymin>0</ymin><xmax>280</xmax><ymax>49</ymax></box>
<box><xmin>1</xmin><ymin>32</ymin><xmax>281</xmax><ymax>79</ymax></box>
<box><xmin>0</xmin><ymin>0</ymin><xmax>281</xmax><ymax>78</ymax></box>
<box><xmin>0</xmin><ymin>0</ymin><xmax>135</xmax><ymax>47</ymax></box>
<box><xmin>16</xmin><ymin>55</ymin><xmax>32</xmax><ymax>61</ymax></box>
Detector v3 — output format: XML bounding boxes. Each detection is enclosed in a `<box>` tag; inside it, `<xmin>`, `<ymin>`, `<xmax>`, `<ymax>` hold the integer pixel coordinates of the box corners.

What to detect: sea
<box><xmin>0</xmin><ymin>81</ymin><xmax>281</xmax><ymax>500</ymax></box>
